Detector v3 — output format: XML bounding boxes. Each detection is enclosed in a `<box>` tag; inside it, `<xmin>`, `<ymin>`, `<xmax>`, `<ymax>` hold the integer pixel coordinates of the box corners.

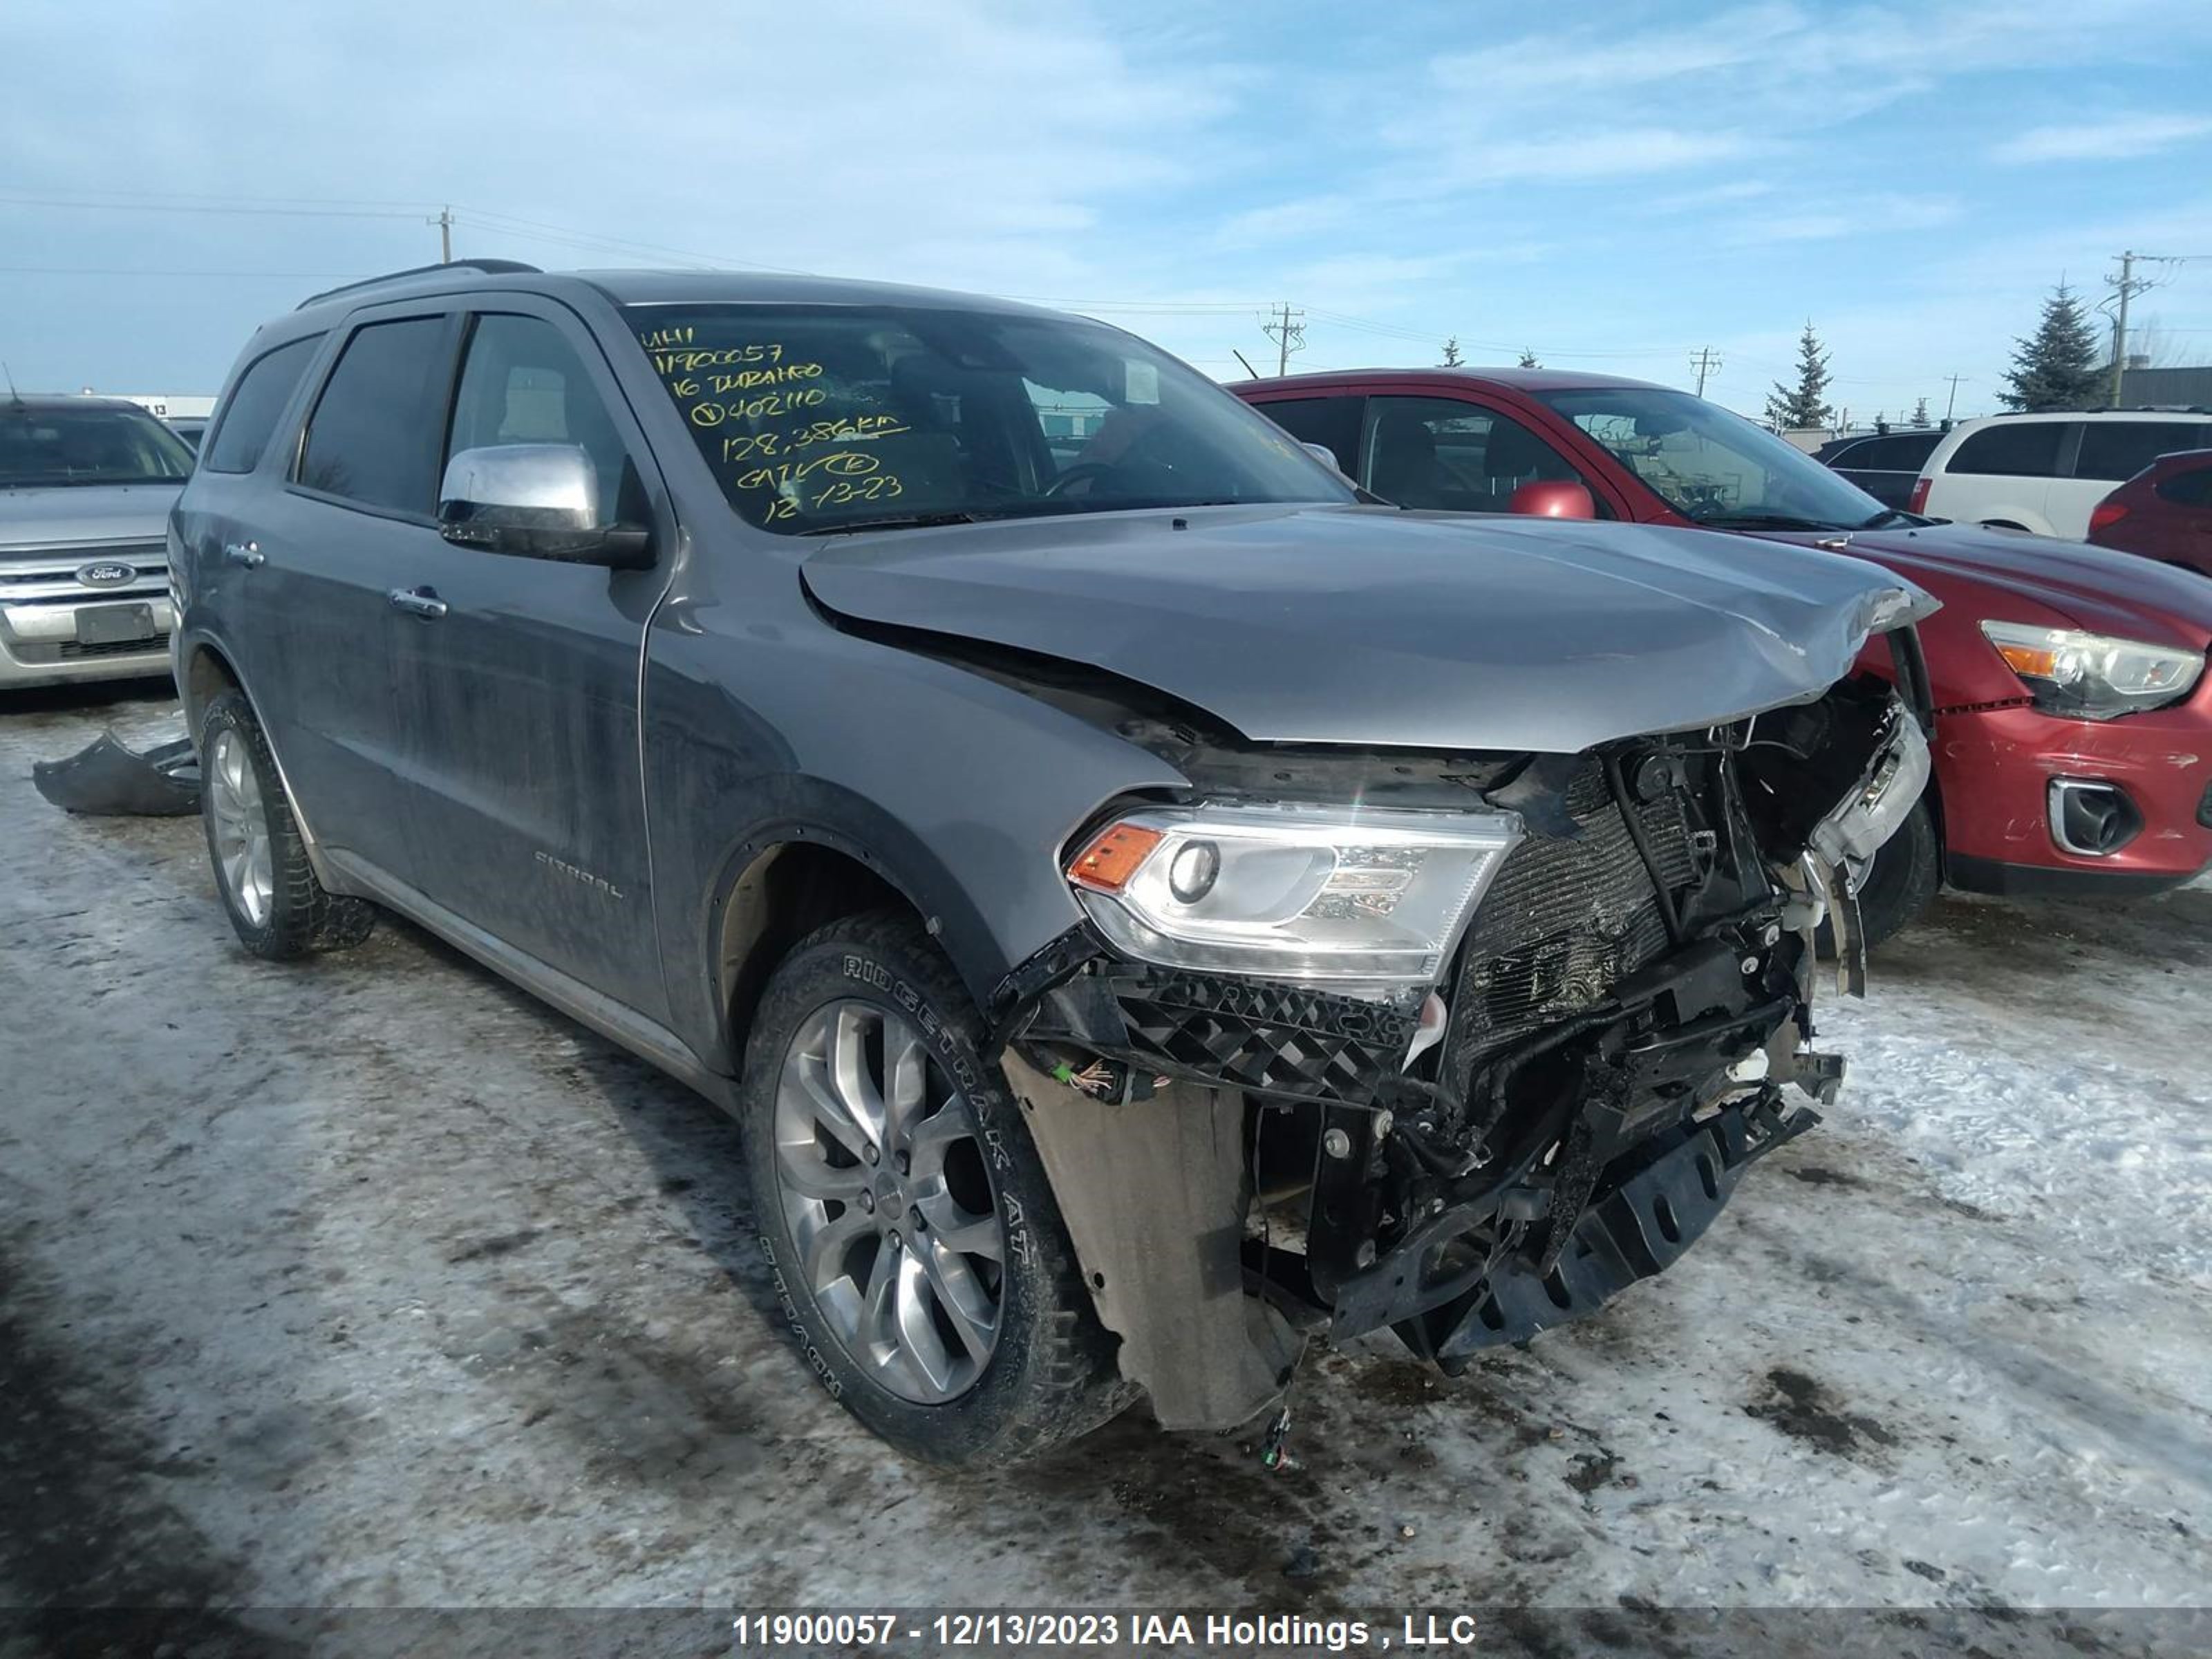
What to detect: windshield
<box><xmin>625</xmin><ymin>303</ymin><xmax>1353</xmax><ymax>534</ymax></box>
<box><xmin>1535</xmin><ymin>386</ymin><xmax>1888</xmax><ymax>529</ymax></box>
<box><xmin>0</xmin><ymin>403</ymin><xmax>196</xmax><ymax>488</ymax></box>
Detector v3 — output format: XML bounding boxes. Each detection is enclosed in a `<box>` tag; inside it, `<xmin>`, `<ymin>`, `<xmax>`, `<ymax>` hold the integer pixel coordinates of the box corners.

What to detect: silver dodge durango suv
<box><xmin>1</xmin><ymin>393</ymin><xmax>190</xmax><ymax>689</ymax></box>
<box><xmin>171</xmin><ymin>261</ymin><xmax>1935</xmax><ymax>1463</ymax></box>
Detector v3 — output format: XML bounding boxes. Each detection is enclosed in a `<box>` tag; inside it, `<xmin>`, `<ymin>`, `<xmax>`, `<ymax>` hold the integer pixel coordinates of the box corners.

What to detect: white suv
<box><xmin>1913</xmin><ymin>410</ymin><xmax>2212</xmax><ymax>538</ymax></box>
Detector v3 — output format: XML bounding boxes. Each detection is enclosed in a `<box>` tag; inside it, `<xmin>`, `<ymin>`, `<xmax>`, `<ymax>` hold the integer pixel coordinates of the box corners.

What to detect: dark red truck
<box><xmin>1239</xmin><ymin>369</ymin><xmax>2212</xmax><ymax>938</ymax></box>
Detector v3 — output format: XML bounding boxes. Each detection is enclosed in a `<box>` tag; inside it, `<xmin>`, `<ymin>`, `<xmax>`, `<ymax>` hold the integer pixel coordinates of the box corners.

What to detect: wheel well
<box><xmin>717</xmin><ymin>841</ymin><xmax>915</xmax><ymax>1058</ymax></box>
<box><xmin>182</xmin><ymin>644</ymin><xmax>242</xmax><ymax>729</ymax></box>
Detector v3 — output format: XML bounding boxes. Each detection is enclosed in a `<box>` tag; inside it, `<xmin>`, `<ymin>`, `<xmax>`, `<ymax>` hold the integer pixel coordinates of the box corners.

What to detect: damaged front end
<box><xmin>992</xmin><ymin>661</ymin><xmax>1931</xmax><ymax>1427</ymax></box>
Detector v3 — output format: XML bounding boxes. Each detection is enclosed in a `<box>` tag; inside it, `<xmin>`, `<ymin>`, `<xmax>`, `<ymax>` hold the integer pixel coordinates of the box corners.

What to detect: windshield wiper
<box><xmin>795</xmin><ymin>510</ymin><xmax>986</xmax><ymax>536</ymax></box>
<box><xmin>1855</xmin><ymin>508</ymin><xmax>1922</xmax><ymax>529</ymax></box>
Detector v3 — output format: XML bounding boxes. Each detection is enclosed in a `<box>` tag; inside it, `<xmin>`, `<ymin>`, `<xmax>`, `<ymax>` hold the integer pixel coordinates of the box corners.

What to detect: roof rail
<box><xmin>297</xmin><ymin>259</ymin><xmax>543</xmax><ymax>311</ymax></box>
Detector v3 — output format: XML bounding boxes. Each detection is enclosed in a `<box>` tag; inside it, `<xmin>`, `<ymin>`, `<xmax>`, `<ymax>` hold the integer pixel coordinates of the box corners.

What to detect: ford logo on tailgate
<box><xmin>75</xmin><ymin>562</ymin><xmax>138</xmax><ymax>588</ymax></box>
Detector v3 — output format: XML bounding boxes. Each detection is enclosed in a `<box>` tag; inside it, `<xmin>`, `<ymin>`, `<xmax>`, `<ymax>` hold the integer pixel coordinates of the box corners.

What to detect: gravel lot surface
<box><xmin>3</xmin><ymin>684</ymin><xmax>2206</xmax><ymax>1657</ymax></box>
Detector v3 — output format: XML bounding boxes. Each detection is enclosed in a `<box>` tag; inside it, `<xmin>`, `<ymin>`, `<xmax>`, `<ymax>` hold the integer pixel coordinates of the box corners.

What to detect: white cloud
<box><xmin>1991</xmin><ymin>114</ymin><xmax>2212</xmax><ymax>164</ymax></box>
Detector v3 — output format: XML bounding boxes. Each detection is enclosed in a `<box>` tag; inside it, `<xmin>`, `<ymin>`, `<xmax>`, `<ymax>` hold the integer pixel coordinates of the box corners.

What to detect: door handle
<box><xmin>386</xmin><ymin>585</ymin><xmax>449</xmax><ymax>620</ymax></box>
<box><xmin>223</xmin><ymin>541</ymin><xmax>265</xmax><ymax>569</ymax></box>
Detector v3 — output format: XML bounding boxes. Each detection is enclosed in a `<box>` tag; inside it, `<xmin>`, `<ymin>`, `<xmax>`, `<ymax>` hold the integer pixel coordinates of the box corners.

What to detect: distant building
<box><xmin>78</xmin><ymin>391</ymin><xmax>218</xmax><ymax>420</ymax></box>
<box><xmin>2113</xmin><ymin>364</ymin><xmax>2212</xmax><ymax>409</ymax></box>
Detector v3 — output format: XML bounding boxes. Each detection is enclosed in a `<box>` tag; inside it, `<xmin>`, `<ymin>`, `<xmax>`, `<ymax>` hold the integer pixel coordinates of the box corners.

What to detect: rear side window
<box><xmin>1251</xmin><ymin>395</ymin><xmax>1363</xmax><ymax>476</ymax></box>
<box><xmin>1949</xmin><ymin>422</ymin><xmax>2065</xmax><ymax>478</ymax></box>
<box><xmin>203</xmin><ymin>335</ymin><xmax>322</xmax><ymax>474</ymax></box>
<box><xmin>2074</xmin><ymin>420</ymin><xmax>2212</xmax><ymax>482</ymax></box>
<box><xmin>1841</xmin><ymin>433</ymin><xmax>1938</xmax><ymax>471</ymax></box>
<box><xmin>2155</xmin><ymin>458</ymin><xmax>2212</xmax><ymax>507</ymax></box>
<box><xmin>297</xmin><ymin>317</ymin><xmax>453</xmax><ymax>514</ymax></box>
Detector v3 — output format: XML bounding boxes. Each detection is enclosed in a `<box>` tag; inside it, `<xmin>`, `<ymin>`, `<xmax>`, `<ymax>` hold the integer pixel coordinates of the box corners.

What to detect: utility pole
<box><xmin>2102</xmin><ymin>250</ymin><xmax>2209</xmax><ymax>404</ymax></box>
<box><xmin>431</xmin><ymin>205</ymin><xmax>454</xmax><ymax>263</ymax></box>
<box><xmin>2108</xmin><ymin>250</ymin><xmax>2137</xmax><ymax>406</ymax></box>
<box><xmin>1689</xmin><ymin>346</ymin><xmax>1722</xmax><ymax>397</ymax></box>
<box><xmin>1260</xmin><ymin>304</ymin><xmax>1306</xmax><ymax>377</ymax></box>
<box><xmin>1942</xmin><ymin>373</ymin><xmax>1967</xmax><ymax>422</ymax></box>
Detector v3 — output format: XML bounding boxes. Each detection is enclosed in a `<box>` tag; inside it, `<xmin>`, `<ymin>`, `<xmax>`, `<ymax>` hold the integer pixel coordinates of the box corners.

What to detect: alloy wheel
<box><xmin>771</xmin><ymin>998</ymin><xmax>1006</xmax><ymax>1404</ymax></box>
<box><xmin>206</xmin><ymin>728</ymin><xmax>274</xmax><ymax>928</ymax></box>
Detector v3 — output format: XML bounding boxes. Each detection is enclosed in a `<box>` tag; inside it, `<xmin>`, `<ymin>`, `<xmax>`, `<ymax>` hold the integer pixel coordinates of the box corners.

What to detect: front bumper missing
<box><xmin>1336</xmin><ymin>1091</ymin><xmax>1817</xmax><ymax>1369</ymax></box>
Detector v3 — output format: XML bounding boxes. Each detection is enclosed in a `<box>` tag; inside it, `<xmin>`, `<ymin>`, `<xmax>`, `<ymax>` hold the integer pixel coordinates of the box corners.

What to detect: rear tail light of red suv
<box><xmin>2088</xmin><ymin>500</ymin><xmax>2130</xmax><ymax>534</ymax></box>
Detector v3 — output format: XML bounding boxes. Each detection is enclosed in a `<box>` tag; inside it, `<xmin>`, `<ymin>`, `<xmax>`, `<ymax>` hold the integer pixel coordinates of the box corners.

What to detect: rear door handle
<box><xmin>223</xmin><ymin>541</ymin><xmax>264</xmax><ymax>568</ymax></box>
<box><xmin>386</xmin><ymin>585</ymin><xmax>448</xmax><ymax>620</ymax></box>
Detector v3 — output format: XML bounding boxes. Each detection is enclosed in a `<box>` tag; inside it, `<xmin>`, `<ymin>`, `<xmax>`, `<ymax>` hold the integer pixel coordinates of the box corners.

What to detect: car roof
<box><xmin>279</xmin><ymin>261</ymin><xmax>1077</xmax><ymax>335</ymax></box>
<box><xmin>1</xmin><ymin>393</ymin><xmax>156</xmax><ymax>414</ymax></box>
<box><xmin>1241</xmin><ymin>366</ymin><xmax>1669</xmax><ymax>395</ymax></box>
<box><xmin>1947</xmin><ymin>409</ymin><xmax>2212</xmax><ymax>428</ymax></box>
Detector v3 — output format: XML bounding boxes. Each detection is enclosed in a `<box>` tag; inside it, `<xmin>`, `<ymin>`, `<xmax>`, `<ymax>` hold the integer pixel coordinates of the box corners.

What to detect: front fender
<box><xmin>642</xmin><ymin>621</ymin><xmax>1189</xmax><ymax>1069</ymax></box>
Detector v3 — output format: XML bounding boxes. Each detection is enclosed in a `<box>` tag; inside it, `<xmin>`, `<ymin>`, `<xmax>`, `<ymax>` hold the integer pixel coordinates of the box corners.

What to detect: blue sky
<box><xmin>7</xmin><ymin>0</ymin><xmax>2211</xmax><ymax>423</ymax></box>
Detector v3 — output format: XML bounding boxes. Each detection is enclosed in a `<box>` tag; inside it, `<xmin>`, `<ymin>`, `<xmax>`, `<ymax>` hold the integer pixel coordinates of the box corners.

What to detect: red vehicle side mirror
<box><xmin>1507</xmin><ymin>480</ymin><xmax>1597</xmax><ymax>519</ymax></box>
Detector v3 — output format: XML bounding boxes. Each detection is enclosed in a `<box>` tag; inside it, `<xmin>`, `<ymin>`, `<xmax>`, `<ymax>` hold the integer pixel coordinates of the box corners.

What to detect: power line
<box><xmin>1689</xmin><ymin>346</ymin><xmax>1723</xmax><ymax>397</ymax></box>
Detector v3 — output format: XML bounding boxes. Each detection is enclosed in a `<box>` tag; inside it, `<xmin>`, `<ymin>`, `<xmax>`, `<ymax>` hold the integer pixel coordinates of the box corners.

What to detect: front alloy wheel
<box><xmin>738</xmin><ymin>910</ymin><xmax>1130</xmax><ymax>1463</ymax></box>
<box><xmin>772</xmin><ymin>999</ymin><xmax>1004</xmax><ymax>1403</ymax></box>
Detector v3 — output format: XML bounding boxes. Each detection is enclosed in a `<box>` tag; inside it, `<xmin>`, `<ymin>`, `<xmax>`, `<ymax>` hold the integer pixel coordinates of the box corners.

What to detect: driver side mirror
<box><xmin>438</xmin><ymin>444</ymin><xmax>652</xmax><ymax>568</ymax></box>
<box><xmin>1301</xmin><ymin>441</ymin><xmax>1352</xmax><ymax>479</ymax></box>
<box><xmin>1506</xmin><ymin>480</ymin><xmax>1597</xmax><ymax>520</ymax></box>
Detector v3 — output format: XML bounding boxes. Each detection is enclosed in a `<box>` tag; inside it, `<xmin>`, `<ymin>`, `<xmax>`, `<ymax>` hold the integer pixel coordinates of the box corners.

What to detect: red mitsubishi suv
<box><xmin>1239</xmin><ymin>369</ymin><xmax>2212</xmax><ymax>939</ymax></box>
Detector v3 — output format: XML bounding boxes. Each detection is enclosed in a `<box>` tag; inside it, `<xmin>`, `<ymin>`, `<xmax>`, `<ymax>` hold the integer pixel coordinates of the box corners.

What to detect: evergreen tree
<box><xmin>1763</xmin><ymin>322</ymin><xmax>1834</xmax><ymax>429</ymax></box>
<box><xmin>1517</xmin><ymin>348</ymin><xmax>1541</xmax><ymax>368</ymax></box>
<box><xmin>1439</xmin><ymin>337</ymin><xmax>1464</xmax><ymax>367</ymax></box>
<box><xmin>1997</xmin><ymin>283</ymin><xmax>2103</xmax><ymax>411</ymax></box>
<box><xmin>1911</xmin><ymin>396</ymin><xmax>1930</xmax><ymax>427</ymax></box>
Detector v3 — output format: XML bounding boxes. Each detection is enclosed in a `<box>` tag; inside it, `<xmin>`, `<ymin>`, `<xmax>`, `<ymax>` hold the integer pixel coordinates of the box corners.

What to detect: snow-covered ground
<box><xmin>3</xmin><ymin>686</ymin><xmax>2207</xmax><ymax>1649</ymax></box>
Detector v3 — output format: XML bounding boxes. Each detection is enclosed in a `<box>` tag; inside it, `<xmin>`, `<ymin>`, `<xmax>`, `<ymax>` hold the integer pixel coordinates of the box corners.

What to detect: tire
<box><xmin>198</xmin><ymin>689</ymin><xmax>376</xmax><ymax>959</ymax></box>
<box><xmin>738</xmin><ymin>910</ymin><xmax>1128</xmax><ymax>1464</ymax></box>
<box><xmin>1825</xmin><ymin>796</ymin><xmax>1940</xmax><ymax>953</ymax></box>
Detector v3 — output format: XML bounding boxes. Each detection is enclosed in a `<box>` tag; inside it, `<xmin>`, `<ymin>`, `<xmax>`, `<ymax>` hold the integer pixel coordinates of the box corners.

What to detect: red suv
<box><xmin>1239</xmin><ymin>369</ymin><xmax>2212</xmax><ymax>939</ymax></box>
<box><xmin>2087</xmin><ymin>448</ymin><xmax>2212</xmax><ymax>579</ymax></box>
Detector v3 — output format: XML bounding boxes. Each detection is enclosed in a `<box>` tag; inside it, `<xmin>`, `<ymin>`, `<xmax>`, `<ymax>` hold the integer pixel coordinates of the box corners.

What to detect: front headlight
<box><xmin>1981</xmin><ymin>621</ymin><xmax>2204</xmax><ymax>721</ymax></box>
<box><xmin>1065</xmin><ymin>801</ymin><xmax>1521</xmax><ymax>986</ymax></box>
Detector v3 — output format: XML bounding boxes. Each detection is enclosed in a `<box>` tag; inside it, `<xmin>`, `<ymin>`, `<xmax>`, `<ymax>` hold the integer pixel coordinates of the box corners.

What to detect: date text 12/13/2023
<box><xmin>730</xmin><ymin>1611</ymin><xmax>1492</xmax><ymax>1651</ymax></box>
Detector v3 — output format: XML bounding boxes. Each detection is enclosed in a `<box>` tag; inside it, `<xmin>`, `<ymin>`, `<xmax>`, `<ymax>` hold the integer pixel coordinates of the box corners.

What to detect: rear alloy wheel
<box><xmin>739</xmin><ymin>910</ymin><xmax>1129</xmax><ymax>1463</ymax></box>
<box><xmin>198</xmin><ymin>689</ymin><xmax>375</xmax><ymax>959</ymax></box>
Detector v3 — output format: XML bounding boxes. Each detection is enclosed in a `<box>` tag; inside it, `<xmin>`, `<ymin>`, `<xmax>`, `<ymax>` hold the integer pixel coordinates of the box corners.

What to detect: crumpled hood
<box><xmin>1765</xmin><ymin>521</ymin><xmax>2212</xmax><ymax>651</ymax></box>
<box><xmin>0</xmin><ymin>484</ymin><xmax>182</xmax><ymax>552</ymax></box>
<box><xmin>801</xmin><ymin>505</ymin><xmax>1936</xmax><ymax>754</ymax></box>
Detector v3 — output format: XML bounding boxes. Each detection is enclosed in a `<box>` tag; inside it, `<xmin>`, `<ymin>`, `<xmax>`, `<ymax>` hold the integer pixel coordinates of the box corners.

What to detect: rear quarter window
<box><xmin>1948</xmin><ymin>422</ymin><xmax>2065</xmax><ymax>478</ymax></box>
<box><xmin>2155</xmin><ymin>458</ymin><xmax>2212</xmax><ymax>508</ymax></box>
<box><xmin>2074</xmin><ymin>420</ymin><xmax>2212</xmax><ymax>482</ymax></box>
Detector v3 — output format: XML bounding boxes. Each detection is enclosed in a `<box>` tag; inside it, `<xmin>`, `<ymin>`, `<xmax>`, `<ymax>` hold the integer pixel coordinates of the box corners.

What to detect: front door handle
<box><xmin>223</xmin><ymin>541</ymin><xmax>264</xmax><ymax>569</ymax></box>
<box><xmin>386</xmin><ymin>585</ymin><xmax>448</xmax><ymax>620</ymax></box>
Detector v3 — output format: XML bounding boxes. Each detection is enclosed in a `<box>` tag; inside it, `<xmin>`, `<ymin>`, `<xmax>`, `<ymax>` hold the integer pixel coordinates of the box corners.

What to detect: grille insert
<box><xmin>1446</xmin><ymin>760</ymin><xmax>1689</xmax><ymax>1082</ymax></box>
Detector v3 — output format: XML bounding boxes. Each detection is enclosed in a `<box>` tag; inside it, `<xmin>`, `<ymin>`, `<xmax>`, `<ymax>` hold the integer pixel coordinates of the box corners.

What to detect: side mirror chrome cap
<box><xmin>1300</xmin><ymin>441</ymin><xmax>1350</xmax><ymax>478</ymax></box>
<box><xmin>438</xmin><ymin>444</ymin><xmax>653</xmax><ymax>568</ymax></box>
